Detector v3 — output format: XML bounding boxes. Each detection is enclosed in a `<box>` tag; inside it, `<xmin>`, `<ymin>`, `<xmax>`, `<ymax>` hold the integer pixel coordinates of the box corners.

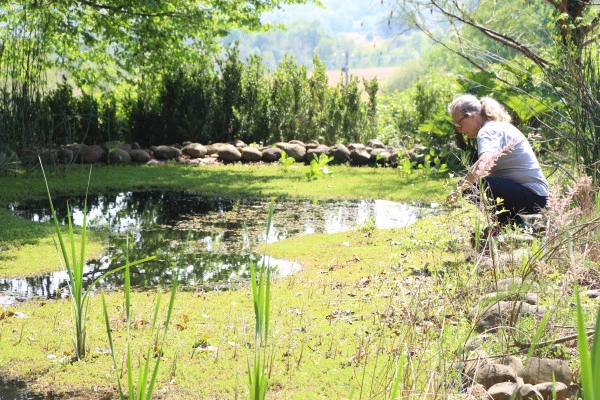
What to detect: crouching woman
<box><xmin>446</xmin><ymin>94</ymin><xmax>548</xmax><ymax>228</ymax></box>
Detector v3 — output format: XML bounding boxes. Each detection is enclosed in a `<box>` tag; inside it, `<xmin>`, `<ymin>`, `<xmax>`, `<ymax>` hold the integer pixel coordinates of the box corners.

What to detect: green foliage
<box><xmin>279</xmin><ymin>150</ymin><xmax>296</xmax><ymax>171</ymax></box>
<box><xmin>0</xmin><ymin>0</ymin><xmax>314</xmax><ymax>92</ymax></box>
<box><xmin>306</xmin><ymin>153</ymin><xmax>334</xmax><ymax>181</ymax></box>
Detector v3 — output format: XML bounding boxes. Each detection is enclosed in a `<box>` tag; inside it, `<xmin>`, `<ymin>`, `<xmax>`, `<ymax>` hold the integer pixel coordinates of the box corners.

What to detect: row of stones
<box><xmin>26</xmin><ymin>139</ymin><xmax>416</xmax><ymax>166</ymax></box>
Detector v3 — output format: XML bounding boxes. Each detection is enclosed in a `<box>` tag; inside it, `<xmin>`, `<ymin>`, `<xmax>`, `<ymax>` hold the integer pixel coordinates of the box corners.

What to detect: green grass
<box><xmin>0</xmin><ymin>163</ymin><xmax>597</xmax><ymax>398</ymax></box>
<box><xmin>0</xmin><ymin>163</ymin><xmax>450</xmax><ymax>204</ymax></box>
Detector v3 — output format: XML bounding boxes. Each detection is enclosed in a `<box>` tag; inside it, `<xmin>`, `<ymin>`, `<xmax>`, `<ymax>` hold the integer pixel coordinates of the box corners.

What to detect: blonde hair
<box><xmin>447</xmin><ymin>94</ymin><xmax>511</xmax><ymax>122</ymax></box>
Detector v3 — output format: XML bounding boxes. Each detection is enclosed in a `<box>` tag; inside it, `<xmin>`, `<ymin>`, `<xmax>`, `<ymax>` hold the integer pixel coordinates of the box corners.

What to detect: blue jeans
<box><xmin>463</xmin><ymin>177</ymin><xmax>547</xmax><ymax>226</ymax></box>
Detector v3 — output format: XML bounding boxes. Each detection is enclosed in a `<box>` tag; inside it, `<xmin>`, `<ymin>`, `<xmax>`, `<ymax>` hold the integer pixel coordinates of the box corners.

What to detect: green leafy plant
<box><xmin>278</xmin><ymin>149</ymin><xmax>296</xmax><ymax>171</ymax></box>
<box><xmin>247</xmin><ymin>201</ymin><xmax>275</xmax><ymax>400</ymax></box>
<box><xmin>102</xmin><ymin>249</ymin><xmax>179</xmax><ymax>400</ymax></box>
<box><xmin>41</xmin><ymin>161</ymin><xmax>154</xmax><ymax>360</ymax></box>
<box><xmin>306</xmin><ymin>153</ymin><xmax>334</xmax><ymax>181</ymax></box>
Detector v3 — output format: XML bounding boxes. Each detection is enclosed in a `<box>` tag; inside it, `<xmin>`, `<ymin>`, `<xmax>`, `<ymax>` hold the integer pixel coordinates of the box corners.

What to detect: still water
<box><xmin>3</xmin><ymin>191</ymin><xmax>438</xmax><ymax>303</ymax></box>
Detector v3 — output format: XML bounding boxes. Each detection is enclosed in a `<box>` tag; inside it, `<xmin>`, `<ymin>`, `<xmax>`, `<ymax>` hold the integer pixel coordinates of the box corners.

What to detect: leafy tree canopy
<box><xmin>0</xmin><ymin>0</ymin><xmax>314</xmax><ymax>90</ymax></box>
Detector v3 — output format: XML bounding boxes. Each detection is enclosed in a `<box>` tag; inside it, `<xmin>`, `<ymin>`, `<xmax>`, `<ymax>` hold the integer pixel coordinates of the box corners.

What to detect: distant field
<box><xmin>326</xmin><ymin>66</ymin><xmax>399</xmax><ymax>86</ymax></box>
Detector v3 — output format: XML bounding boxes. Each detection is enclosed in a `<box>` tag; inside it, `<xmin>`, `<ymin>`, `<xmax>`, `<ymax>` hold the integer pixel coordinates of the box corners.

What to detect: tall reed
<box><xmin>42</xmin><ymin>161</ymin><xmax>154</xmax><ymax>359</ymax></box>
<box><xmin>247</xmin><ymin>201</ymin><xmax>275</xmax><ymax>400</ymax></box>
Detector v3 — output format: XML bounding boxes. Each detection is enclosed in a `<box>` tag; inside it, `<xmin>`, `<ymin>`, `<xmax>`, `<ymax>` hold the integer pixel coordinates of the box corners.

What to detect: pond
<box><xmin>3</xmin><ymin>191</ymin><xmax>439</xmax><ymax>304</ymax></box>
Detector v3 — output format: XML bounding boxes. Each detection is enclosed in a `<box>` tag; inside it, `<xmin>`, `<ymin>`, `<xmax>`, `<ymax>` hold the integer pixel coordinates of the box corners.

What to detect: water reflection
<box><xmin>3</xmin><ymin>192</ymin><xmax>436</xmax><ymax>303</ymax></box>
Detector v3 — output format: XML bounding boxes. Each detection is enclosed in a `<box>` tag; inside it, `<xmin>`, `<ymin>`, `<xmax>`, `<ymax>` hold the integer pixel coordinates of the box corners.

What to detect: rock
<box><xmin>470</xmin><ymin>301</ymin><xmax>546</xmax><ymax>332</ymax></box>
<box><xmin>367</xmin><ymin>139</ymin><xmax>385</xmax><ymax>149</ymax></box>
<box><xmin>386</xmin><ymin>147</ymin><xmax>399</xmax><ymax>165</ymax></box>
<box><xmin>132</xmin><ymin>142</ymin><xmax>141</xmax><ymax>150</ymax></box>
<box><xmin>262</xmin><ymin>147</ymin><xmax>282</xmax><ymax>162</ymax></box>
<box><xmin>102</xmin><ymin>141</ymin><xmax>131</xmax><ymax>152</ymax></box>
<box><xmin>348</xmin><ymin>143</ymin><xmax>366</xmax><ymax>151</ymax></box>
<box><xmin>350</xmin><ymin>148</ymin><xmax>371</xmax><ymax>166</ymax></box>
<box><xmin>583</xmin><ymin>289</ymin><xmax>600</xmax><ymax>299</ymax></box>
<box><xmin>146</xmin><ymin>159</ymin><xmax>163</xmax><ymax>165</ymax></box>
<box><xmin>326</xmin><ymin>143</ymin><xmax>350</xmax><ymax>164</ymax></box>
<box><xmin>520</xmin><ymin>358</ymin><xmax>572</xmax><ymax>386</ymax></box>
<box><xmin>487</xmin><ymin>382</ymin><xmax>518</xmax><ymax>400</ymax></box>
<box><xmin>234</xmin><ymin>140</ymin><xmax>246</xmax><ymax>149</ymax></box>
<box><xmin>498</xmin><ymin>356</ymin><xmax>524</xmax><ymax>376</ymax></box>
<box><xmin>217</xmin><ymin>144</ymin><xmax>241</xmax><ymax>162</ymax></box>
<box><xmin>57</xmin><ymin>147</ymin><xmax>74</xmax><ymax>164</ymax></box>
<box><xmin>288</xmin><ymin>139</ymin><xmax>306</xmax><ymax>146</ymax></box>
<box><xmin>129</xmin><ymin>149</ymin><xmax>151</xmax><ymax>163</ymax></box>
<box><xmin>306</xmin><ymin>145</ymin><xmax>330</xmax><ymax>162</ymax></box>
<box><xmin>519</xmin><ymin>383</ymin><xmax>543</xmax><ymax>399</ymax></box>
<box><xmin>205</xmin><ymin>143</ymin><xmax>230</xmax><ymax>155</ymax></box>
<box><xmin>532</xmin><ymin>382</ymin><xmax>568</xmax><ymax>399</ymax></box>
<box><xmin>241</xmin><ymin>147</ymin><xmax>263</xmax><ymax>162</ymax></box>
<box><xmin>182</xmin><ymin>143</ymin><xmax>207</xmax><ymax>159</ymax></box>
<box><xmin>153</xmin><ymin>145</ymin><xmax>182</xmax><ymax>160</ymax></box>
<box><xmin>276</xmin><ymin>142</ymin><xmax>306</xmax><ymax>162</ymax></box>
<box><xmin>108</xmin><ymin>148</ymin><xmax>131</xmax><ymax>164</ymax></box>
<box><xmin>370</xmin><ymin>148</ymin><xmax>391</xmax><ymax>165</ymax></box>
<box><xmin>217</xmin><ymin>144</ymin><xmax>242</xmax><ymax>162</ymax></box>
<box><xmin>76</xmin><ymin>145</ymin><xmax>105</xmax><ymax>164</ymax></box>
<box><xmin>305</xmin><ymin>140</ymin><xmax>320</xmax><ymax>149</ymax></box>
<box><xmin>475</xmin><ymin>363</ymin><xmax>517</xmax><ymax>389</ymax></box>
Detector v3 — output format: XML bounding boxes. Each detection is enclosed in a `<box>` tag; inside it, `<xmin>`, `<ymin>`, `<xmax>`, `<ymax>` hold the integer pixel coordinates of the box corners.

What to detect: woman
<box><xmin>446</xmin><ymin>94</ymin><xmax>548</xmax><ymax>229</ymax></box>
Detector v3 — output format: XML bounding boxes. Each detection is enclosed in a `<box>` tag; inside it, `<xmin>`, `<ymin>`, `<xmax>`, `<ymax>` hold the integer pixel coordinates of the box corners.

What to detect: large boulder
<box><xmin>102</xmin><ymin>141</ymin><xmax>132</xmax><ymax>152</ymax></box>
<box><xmin>129</xmin><ymin>149</ymin><xmax>151</xmax><ymax>163</ymax></box>
<box><xmin>152</xmin><ymin>145</ymin><xmax>182</xmax><ymax>160</ymax></box>
<box><xmin>205</xmin><ymin>143</ymin><xmax>231</xmax><ymax>155</ymax></box>
<box><xmin>77</xmin><ymin>145</ymin><xmax>105</xmax><ymax>164</ymax></box>
<box><xmin>182</xmin><ymin>143</ymin><xmax>207</xmax><ymax>159</ymax></box>
<box><xmin>262</xmin><ymin>147</ymin><xmax>282</xmax><ymax>162</ymax></box>
<box><xmin>306</xmin><ymin>145</ymin><xmax>330</xmax><ymax>163</ymax></box>
<box><xmin>520</xmin><ymin>358</ymin><xmax>573</xmax><ymax>385</ymax></box>
<box><xmin>367</xmin><ymin>139</ymin><xmax>385</xmax><ymax>149</ymax></box>
<box><xmin>108</xmin><ymin>148</ymin><xmax>131</xmax><ymax>164</ymax></box>
<box><xmin>276</xmin><ymin>142</ymin><xmax>306</xmax><ymax>162</ymax></box>
<box><xmin>350</xmin><ymin>148</ymin><xmax>371</xmax><ymax>166</ymax></box>
<box><xmin>327</xmin><ymin>143</ymin><xmax>351</xmax><ymax>164</ymax></box>
<box><xmin>241</xmin><ymin>147</ymin><xmax>263</xmax><ymax>162</ymax></box>
<box><xmin>217</xmin><ymin>144</ymin><xmax>242</xmax><ymax>162</ymax></box>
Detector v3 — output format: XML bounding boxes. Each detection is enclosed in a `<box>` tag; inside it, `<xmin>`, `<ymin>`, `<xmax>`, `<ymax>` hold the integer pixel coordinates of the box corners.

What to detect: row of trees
<box><xmin>0</xmin><ymin>49</ymin><xmax>378</xmax><ymax>150</ymax></box>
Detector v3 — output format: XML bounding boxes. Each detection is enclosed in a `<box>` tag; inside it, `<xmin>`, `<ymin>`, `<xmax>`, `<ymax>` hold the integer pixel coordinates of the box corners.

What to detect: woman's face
<box><xmin>452</xmin><ymin>111</ymin><xmax>479</xmax><ymax>139</ymax></box>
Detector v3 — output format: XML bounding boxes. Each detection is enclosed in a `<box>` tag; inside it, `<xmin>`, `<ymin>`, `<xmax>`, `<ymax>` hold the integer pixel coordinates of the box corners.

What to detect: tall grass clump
<box><xmin>247</xmin><ymin>201</ymin><xmax>275</xmax><ymax>400</ymax></box>
<box><xmin>575</xmin><ymin>288</ymin><xmax>600</xmax><ymax>400</ymax></box>
<box><xmin>41</xmin><ymin>161</ymin><xmax>154</xmax><ymax>360</ymax></box>
<box><xmin>102</xmin><ymin>244</ymin><xmax>179</xmax><ymax>399</ymax></box>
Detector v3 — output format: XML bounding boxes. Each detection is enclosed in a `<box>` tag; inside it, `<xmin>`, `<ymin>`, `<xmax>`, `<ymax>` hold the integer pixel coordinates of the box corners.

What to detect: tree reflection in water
<box><xmin>4</xmin><ymin>192</ymin><xmax>431</xmax><ymax>301</ymax></box>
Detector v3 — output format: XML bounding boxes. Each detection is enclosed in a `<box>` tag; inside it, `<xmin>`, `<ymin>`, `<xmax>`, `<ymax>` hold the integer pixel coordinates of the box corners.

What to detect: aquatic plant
<box><xmin>306</xmin><ymin>153</ymin><xmax>334</xmax><ymax>181</ymax></box>
<box><xmin>247</xmin><ymin>201</ymin><xmax>274</xmax><ymax>400</ymax></box>
<box><xmin>41</xmin><ymin>161</ymin><xmax>154</xmax><ymax>360</ymax></box>
<box><xmin>278</xmin><ymin>149</ymin><xmax>296</xmax><ymax>171</ymax></box>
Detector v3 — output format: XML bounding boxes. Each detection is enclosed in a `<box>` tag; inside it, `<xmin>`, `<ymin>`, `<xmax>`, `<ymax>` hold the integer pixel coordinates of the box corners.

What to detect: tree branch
<box><xmin>429</xmin><ymin>0</ymin><xmax>551</xmax><ymax>69</ymax></box>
